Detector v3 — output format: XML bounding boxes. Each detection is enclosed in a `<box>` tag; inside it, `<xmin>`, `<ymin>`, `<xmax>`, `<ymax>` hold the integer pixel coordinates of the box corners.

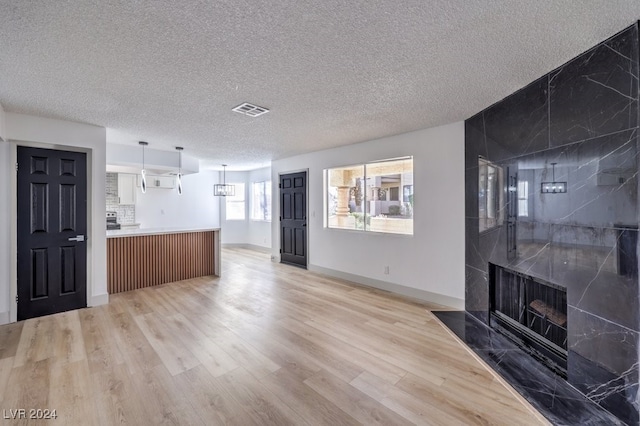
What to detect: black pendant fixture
<box><xmin>541</xmin><ymin>162</ymin><xmax>567</xmax><ymax>194</ymax></box>
<box><xmin>214</xmin><ymin>164</ymin><xmax>235</xmax><ymax>196</ymax></box>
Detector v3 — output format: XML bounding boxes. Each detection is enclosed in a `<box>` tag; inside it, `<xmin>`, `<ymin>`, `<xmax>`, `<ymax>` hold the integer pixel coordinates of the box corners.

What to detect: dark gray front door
<box><xmin>17</xmin><ymin>146</ymin><xmax>87</xmax><ymax>320</ymax></box>
<box><xmin>280</xmin><ymin>171</ymin><xmax>307</xmax><ymax>268</ymax></box>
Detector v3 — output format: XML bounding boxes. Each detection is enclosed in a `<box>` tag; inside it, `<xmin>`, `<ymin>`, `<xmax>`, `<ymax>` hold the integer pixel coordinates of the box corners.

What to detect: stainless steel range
<box><xmin>106</xmin><ymin>211</ymin><xmax>121</xmax><ymax>230</ymax></box>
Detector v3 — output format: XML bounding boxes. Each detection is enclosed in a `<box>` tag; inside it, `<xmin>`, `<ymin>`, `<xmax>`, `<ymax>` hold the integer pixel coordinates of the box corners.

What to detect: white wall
<box><xmin>0</xmin><ymin>102</ymin><xmax>6</xmax><ymax>142</ymax></box>
<box><xmin>221</xmin><ymin>171</ymin><xmax>250</xmax><ymax>244</ymax></box>
<box><xmin>0</xmin><ymin>141</ymin><xmax>11</xmax><ymax>323</ymax></box>
<box><xmin>3</xmin><ymin>112</ymin><xmax>108</xmax><ymax>323</ymax></box>
<box><xmin>248</xmin><ymin>167</ymin><xmax>273</xmax><ymax>249</ymax></box>
<box><xmin>134</xmin><ymin>170</ymin><xmax>221</xmax><ymax>229</ymax></box>
<box><xmin>271</xmin><ymin>122</ymin><xmax>465</xmax><ymax>308</ymax></box>
<box><xmin>219</xmin><ymin>167</ymin><xmax>273</xmax><ymax>249</ymax></box>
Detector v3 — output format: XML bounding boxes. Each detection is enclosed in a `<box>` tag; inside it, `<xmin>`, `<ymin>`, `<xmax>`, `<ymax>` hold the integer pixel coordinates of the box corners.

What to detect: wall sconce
<box><xmin>541</xmin><ymin>162</ymin><xmax>567</xmax><ymax>194</ymax></box>
<box><xmin>214</xmin><ymin>164</ymin><xmax>235</xmax><ymax>196</ymax></box>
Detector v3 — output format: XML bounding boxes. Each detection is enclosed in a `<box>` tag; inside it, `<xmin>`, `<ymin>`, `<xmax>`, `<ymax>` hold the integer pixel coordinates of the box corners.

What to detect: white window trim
<box><xmin>225</xmin><ymin>182</ymin><xmax>246</xmax><ymax>221</ymax></box>
<box><xmin>325</xmin><ymin>157</ymin><xmax>413</xmax><ymax>236</ymax></box>
<box><xmin>251</xmin><ymin>181</ymin><xmax>272</xmax><ymax>222</ymax></box>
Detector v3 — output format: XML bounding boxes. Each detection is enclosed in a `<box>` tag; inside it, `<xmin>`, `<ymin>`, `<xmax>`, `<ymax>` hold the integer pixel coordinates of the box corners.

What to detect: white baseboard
<box><xmin>90</xmin><ymin>293</ymin><xmax>109</xmax><ymax>307</ymax></box>
<box><xmin>308</xmin><ymin>264</ymin><xmax>465</xmax><ymax>310</ymax></box>
<box><xmin>0</xmin><ymin>298</ymin><xmax>108</xmax><ymax>324</ymax></box>
<box><xmin>222</xmin><ymin>243</ymin><xmax>272</xmax><ymax>253</ymax></box>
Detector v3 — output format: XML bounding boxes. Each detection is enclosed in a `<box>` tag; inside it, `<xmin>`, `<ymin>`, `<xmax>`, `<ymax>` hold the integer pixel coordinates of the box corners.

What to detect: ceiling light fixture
<box><xmin>139</xmin><ymin>141</ymin><xmax>148</xmax><ymax>194</ymax></box>
<box><xmin>214</xmin><ymin>164</ymin><xmax>235</xmax><ymax>196</ymax></box>
<box><xmin>175</xmin><ymin>146</ymin><xmax>183</xmax><ymax>195</ymax></box>
<box><xmin>541</xmin><ymin>162</ymin><xmax>567</xmax><ymax>194</ymax></box>
<box><xmin>231</xmin><ymin>102</ymin><xmax>270</xmax><ymax>117</ymax></box>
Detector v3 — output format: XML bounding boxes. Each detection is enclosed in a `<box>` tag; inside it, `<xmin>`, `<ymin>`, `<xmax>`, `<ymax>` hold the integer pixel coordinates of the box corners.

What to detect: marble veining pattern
<box><xmin>549</xmin><ymin>26</ymin><xmax>639</xmax><ymax>146</ymax></box>
<box><xmin>465</xmin><ymin>22</ymin><xmax>640</xmax><ymax>425</ymax></box>
<box><xmin>433</xmin><ymin>311</ymin><xmax>624</xmax><ymax>426</ymax></box>
<box><xmin>585</xmin><ymin>362</ymin><xmax>639</xmax><ymax>405</ymax></box>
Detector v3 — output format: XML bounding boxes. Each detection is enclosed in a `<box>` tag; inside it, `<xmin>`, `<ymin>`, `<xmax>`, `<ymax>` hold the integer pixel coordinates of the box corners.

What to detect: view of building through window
<box><xmin>225</xmin><ymin>183</ymin><xmax>246</xmax><ymax>220</ymax></box>
<box><xmin>326</xmin><ymin>157</ymin><xmax>413</xmax><ymax>235</ymax></box>
<box><xmin>251</xmin><ymin>181</ymin><xmax>272</xmax><ymax>221</ymax></box>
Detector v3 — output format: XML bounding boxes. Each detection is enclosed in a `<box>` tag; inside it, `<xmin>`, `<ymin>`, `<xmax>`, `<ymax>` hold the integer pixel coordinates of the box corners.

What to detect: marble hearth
<box><xmin>434</xmin><ymin>311</ymin><xmax>623</xmax><ymax>425</ymax></box>
<box><xmin>464</xmin><ymin>22</ymin><xmax>640</xmax><ymax>424</ymax></box>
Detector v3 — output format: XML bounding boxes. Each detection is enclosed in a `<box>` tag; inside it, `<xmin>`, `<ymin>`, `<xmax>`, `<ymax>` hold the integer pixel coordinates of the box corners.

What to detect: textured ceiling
<box><xmin>1</xmin><ymin>1</ymin><xmax>640</xmax><ymax>170</ymax></box>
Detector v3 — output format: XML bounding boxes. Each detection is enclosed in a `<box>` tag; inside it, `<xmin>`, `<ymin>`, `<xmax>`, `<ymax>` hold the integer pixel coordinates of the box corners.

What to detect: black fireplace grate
<box><xmin>490</xmin><ymin>264</ymin><xmax>568</xmax><ymax>375</ymax></box>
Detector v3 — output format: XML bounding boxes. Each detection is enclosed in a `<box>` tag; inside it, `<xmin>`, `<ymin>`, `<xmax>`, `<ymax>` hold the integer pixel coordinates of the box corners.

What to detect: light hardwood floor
<box><xmin>0</xmin><ymin>247</ymin><xmax>548</xmax><ymax>425</ymax></box>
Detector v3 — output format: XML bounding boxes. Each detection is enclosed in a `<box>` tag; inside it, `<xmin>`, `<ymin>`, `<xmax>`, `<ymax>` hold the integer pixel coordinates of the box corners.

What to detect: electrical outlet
<box><xmin>384</xmin><ymin>266</ymin><xmax>389</xmax><ymax>275</ymax></box>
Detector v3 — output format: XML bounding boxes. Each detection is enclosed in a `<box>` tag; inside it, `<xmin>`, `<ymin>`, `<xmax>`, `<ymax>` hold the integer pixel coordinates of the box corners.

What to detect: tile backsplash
<box><xmin>106</xmin><ymin>172</ymin><xmax>136</xmax><ymax>224</ymax></box>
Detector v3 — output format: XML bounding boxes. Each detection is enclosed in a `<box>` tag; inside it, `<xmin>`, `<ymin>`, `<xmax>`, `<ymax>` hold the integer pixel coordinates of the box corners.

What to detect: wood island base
<box><xmin>107</xmin><ymin>228</ymin><xmax>220</xmax><ymax>294</ymax></box>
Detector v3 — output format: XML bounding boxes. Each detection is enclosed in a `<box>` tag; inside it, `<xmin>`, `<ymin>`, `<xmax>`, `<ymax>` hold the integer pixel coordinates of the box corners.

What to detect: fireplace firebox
<box><xmin>489</xmin><ymin>264</ymin><xmax>568</xmax><ymax>376</ymax></box>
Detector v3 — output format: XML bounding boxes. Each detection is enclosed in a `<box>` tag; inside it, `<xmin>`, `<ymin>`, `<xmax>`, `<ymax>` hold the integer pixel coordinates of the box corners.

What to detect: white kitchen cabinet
<box><xmin>117</xmin><ymin>173</ymin><xmax>137</xmax><ymax>205</ymax></box>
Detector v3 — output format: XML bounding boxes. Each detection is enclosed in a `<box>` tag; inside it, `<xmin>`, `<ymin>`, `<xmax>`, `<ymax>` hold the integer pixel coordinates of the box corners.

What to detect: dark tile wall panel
<box><xmin>465</xmin><ymin>116</ymin><xmax>483</xmax><ymax>218</ymax></box>
<box><xmin>569</xmin><ymin>350</ymin><xmax>639</xmax><ymax>426</ymax></box>
<box><xmin>464</xmin><ymin>22</ymin><xmax>640</xmax><ymax>423</ymax></box>
<box><xmin>483</xmin><ymin>76</ymin><xmax>549</xmax><ymax>161</ymax></box>
<box><xmin>465</xmin><ymin>265</ymin><xmax>488</xmax><ymax>324</ymax></box>
<box><xmin>549</xmin><ymin>26</ymin><xmax>639</xmax><ymax>147</ymax></box>
<box><xmin>464</xmin><ymin>218</ymin><xmax>483</xmax><ymax>270</ymax></box>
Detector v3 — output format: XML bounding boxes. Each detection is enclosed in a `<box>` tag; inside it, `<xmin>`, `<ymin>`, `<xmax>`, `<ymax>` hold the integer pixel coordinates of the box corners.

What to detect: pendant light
<box><xmin>139</xmin><ymin>141</ymin><xmax>148</xmax><ymax>193</ymax></box>
<box><xmin>175</xmin><ymin>146</ymin><xmax>183</xmax><ymax>195</ymax></box>
<box><xmin>541</xmin><ymin>162</ymin><xmax>567</xmax><ymax>194</ymax></box>
<box><xmin>214</xmin><ymin>164</ymin><xmax>235</xmax><ymax>196</ymax></box>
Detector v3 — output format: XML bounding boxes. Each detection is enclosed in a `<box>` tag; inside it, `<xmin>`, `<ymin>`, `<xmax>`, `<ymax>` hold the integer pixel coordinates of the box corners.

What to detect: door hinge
<box><xmin>279</xmin><ymin>216</ymin><xmax>282</xmax><ymax>221</ymax></box>
<box><xmin>279</xmin><ymin>249</ymin><xmax>282</xmax><ymax>254</ymax></box>
<box><xmin>278</xmin><ymin>183</ymin><xmax>281</xmax><ymax>188</ymax></box>
<box><xmin>15</xmin><ymin>162</ymin><xmax>18</xmax><ymax>171</ymax></box>
<box><xmin>15</xmin><ymin>295</ymin><xmax>18</xmax><ymax>304</ymax></box>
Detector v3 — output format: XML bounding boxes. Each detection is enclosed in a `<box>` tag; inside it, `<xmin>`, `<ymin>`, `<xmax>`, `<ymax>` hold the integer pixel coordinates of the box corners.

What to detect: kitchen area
<box><xmin>106</xmin><ymin>172</ymin><xmax>139</xmax><ymax>230</ymax></box>
<box><xmin>105</xmin><ymin>143</ymin><xmax>221</xmax><ymax>294</ymax></box>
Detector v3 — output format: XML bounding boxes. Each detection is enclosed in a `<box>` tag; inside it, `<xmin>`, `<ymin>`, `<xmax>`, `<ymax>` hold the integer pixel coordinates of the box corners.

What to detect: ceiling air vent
<box><xmin>232</xmin><ymin>102</ymin><xmax>270</xmax><ymax>117</ymax></box>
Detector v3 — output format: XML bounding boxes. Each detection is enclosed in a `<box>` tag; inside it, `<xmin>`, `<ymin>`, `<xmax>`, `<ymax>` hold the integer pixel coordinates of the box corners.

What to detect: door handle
<box><xmin>302</xmin><ymin>223</ymin><xmax>307</xmax><ymax>227</ymax></box>
<box><xmin>68</xmin><ymin>235</ymin><xmax>85</xmax><ymax>242</ymax></box>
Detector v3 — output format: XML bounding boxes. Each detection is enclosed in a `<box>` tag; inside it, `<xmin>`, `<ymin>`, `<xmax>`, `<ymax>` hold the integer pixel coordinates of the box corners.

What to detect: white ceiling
<box><xmin>1</xmin><ymin>1</ymin><xmax>639</xmax><ymax>170</ymax></box>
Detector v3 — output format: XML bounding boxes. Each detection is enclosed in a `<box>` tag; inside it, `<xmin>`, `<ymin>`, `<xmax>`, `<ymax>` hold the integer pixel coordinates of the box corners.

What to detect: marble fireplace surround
<box><xmin>463</xmin><ymin>22</ymin><xmax>640</xmax><ymax>424</ymax></box>
<box><xmin>433</xmin><ymin>311</ymin><xmax>623</xmax><ymax>425</ymax></box>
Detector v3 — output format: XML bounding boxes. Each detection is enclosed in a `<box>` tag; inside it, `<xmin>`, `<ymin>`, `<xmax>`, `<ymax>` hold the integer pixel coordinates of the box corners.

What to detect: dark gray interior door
<box><xmin>280</xmin><ymin>171</ymin><xmax>307</xmax><ymax>268</ymax></box>
<box><xmin>17</xmin><ymin>146</ymin><xmax>87</xmax><ymax>320</ymax></box>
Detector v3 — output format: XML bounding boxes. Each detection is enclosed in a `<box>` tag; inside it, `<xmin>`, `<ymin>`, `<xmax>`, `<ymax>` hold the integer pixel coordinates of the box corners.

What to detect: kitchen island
<box><xmin>106</xmin><ymin>227</ymin><xmax>220</xmax><ymax>294</ymax></box>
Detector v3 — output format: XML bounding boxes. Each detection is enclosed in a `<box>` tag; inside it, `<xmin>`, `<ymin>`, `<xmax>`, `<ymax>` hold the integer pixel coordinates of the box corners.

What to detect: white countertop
<box><xmin>107</xmin><ymin>227</ymin><xmax>220</xmax><ymax>238</ymax></box>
